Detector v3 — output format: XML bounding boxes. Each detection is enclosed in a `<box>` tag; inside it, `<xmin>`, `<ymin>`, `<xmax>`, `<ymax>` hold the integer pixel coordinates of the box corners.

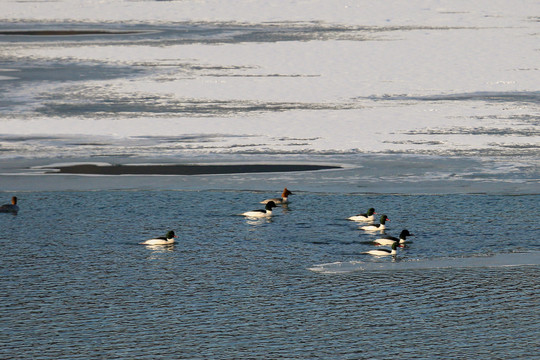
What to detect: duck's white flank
<box><xmin>242</xmin><ymin>201</ymin><xmax>277</xmax><ymax>217</ymax></box>
<box><xmin>360</xmin><ymin>214</ymin><xmax>389</xmax><ymax>231</ymax></box>
<box><xmin>374</xmin><ymin>229</ymin><xmax>414</xmax><ymax>246</ymax></box>
<box><xmin>364</xmin><ymin>243</ymin><xmax>398</xmax><ymax>256</ymax></box>
<box><xmin>348</xmin><ymin>208</ymin><xmax>376</xmax><ymax>222</ymax></box>
<box><xmin>140</xmin><ymin>230</ymin><xmax>177</xmax><ymax>245</ymax></box>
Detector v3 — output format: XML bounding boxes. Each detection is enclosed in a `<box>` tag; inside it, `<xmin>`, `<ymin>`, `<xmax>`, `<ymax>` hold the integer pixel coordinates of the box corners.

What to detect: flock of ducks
<box><xmin>347</xmin><ymin>207</ymin><xmax>414</xmax><ymax>257</ymax></box>
<box><xmin>140</xmin><ymin>188</ymin><xmax>294</xmax><ymax>245</ymax></box>
<box><xmin>142</xmin><ymin>187</ymin><xmax>414</xmax><ymax>258</ymax></box>
<box><xmin>239</xmin><ymin>190</ymin><xmax>415</xmax><ymax>259</ymax></box>
<box><xmin>2</xmin><ymin>190</ymin><xmax>413</xmax><ymax>257</ymax></box>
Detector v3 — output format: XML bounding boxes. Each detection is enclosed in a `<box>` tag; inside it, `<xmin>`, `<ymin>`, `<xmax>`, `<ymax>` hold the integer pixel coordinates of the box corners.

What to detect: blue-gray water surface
<box><xmin>1</xmin><ymin>190</ymin><xmax>539</xmax><ymax>359</ymax></box>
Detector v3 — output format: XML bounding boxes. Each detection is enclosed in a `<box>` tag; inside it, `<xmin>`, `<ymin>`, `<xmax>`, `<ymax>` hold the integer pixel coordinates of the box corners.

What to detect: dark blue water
<box><xmin>1</xmin><ymin>191</ymin><xmax>539</xmax><ymax>359</ymax></box>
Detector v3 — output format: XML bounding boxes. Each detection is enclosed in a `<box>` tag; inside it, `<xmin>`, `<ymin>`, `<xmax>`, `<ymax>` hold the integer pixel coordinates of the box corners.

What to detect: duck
<box><xmin>364</xmin><ymin>242</ymin><xmax>398</xmax><ymax>257</ymax></box>
<box><xmin>140</xmin><ymin>230</ymin><xmax>177</xmax><ymax>245</ymax></box>
<box><xmin>261</xmin><ymin>188</ymin><xmax>293</xmax><ymax>205</ymax></box>
<box><xmin>360</xmin><ymin>214</ymin><xmax>389</xmax><ymax>231</ymax></box>
<box><xmin>348</xmin><ymin>207</ymin><xmax>376</xmax><ymax>222</ymax></box>
<box><xmin>0</xmin><ymin>196</ymin><xmax>19</xmax><ymax>213</ymax></box>
<box><xmin>374</xmin><ymin>229</ymin><xmax>414</xmax><ymax>246</ymax></box>
<box><xmin>242</xmin><ymin>201</ymin><xmax>277</xmax><ymax>217</ymax></box>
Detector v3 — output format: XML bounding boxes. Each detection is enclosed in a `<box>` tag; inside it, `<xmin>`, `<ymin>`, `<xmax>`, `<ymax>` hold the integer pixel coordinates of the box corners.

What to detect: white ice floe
<box><xmin>0</xmin><ymin>0</ymin><xmax>538</xmax><ymax>190</ymax></box>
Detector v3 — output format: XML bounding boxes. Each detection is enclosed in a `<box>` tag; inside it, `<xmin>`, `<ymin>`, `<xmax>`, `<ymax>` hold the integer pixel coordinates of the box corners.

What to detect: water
<box><xmin>2</xmin><ymin>190</ymin><xmax>539</xmax><ymax>359</ymax></box>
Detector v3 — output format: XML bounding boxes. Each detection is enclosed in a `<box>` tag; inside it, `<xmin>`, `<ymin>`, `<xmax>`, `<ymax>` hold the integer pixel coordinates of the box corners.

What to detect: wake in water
<box><xmin>309</xmin><ymin>252</ymin><xmax>540</xmax><ymax>274</ymax></box>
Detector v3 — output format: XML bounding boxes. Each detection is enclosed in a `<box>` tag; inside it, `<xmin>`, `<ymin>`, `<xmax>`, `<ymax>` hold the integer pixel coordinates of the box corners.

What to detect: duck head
<box><xmin>166</xmin><ymin>230</ymin><xmax>176</xmax><ymax>240</ymax></box>
<box><xmin>400</xmin><ymin>229</ymin><xmax>414</xmax><ymax>239</ymax></box>
<box><xmin>367</xmin><ymin>208</ymin><xmax>376</xmax><ymax>216</ymax></box>
<box><xmin>283</xmin><ymin>188</ymin><xmax>293</xmax><ymax>196</ymax></box>
<box><xmin>379</xmin><ymin>214</ymin><xmax>389</xmax><ymax>224</ymax></box>
<box><xmin>265</xmin><ymin>201</ymin><xmax>277</xmax><ymax>210</ymax></box>
<box><xmin>391</xmin><ymin>242</ymin><xmax>398</xmax><ymax>256</ymax></box>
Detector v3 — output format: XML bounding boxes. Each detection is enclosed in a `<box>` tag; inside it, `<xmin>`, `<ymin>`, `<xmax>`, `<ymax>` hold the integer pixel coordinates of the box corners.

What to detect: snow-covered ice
<box><xmin>0</xmin><ymin>0</ymin><xmax>538</xmax><ymax>192</ymax></box>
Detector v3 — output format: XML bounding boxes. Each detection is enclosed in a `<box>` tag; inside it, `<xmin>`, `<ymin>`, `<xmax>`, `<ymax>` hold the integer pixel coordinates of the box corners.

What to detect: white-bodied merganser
<box><xmin>140</xmin><ymin>230</ymin><xmax>177</xmax><ymax>245</ymax></box>
<box><xmin>242</xmin><ymin>201</ymin><xmax>277</xmax><ymax>217</ymax></box>
<box><xmin>261</xmin><ymin>188</ymin><xmax>293</xmax><ymax>205</ymax></box>
<box><xmin>365</xmin><ymin>242</ymin><xmax>398</xmax><ymax>256</ymax></box>
<box><xmin>348</xmin><ymin>207</ymin><xmax>376</xmax><ymax>221</ymax></box>
<box><xmin>374</xmin><ymin>229</ymin><xmax>414</xmax><ymax>246</ymax></box>
<box><xmin>0</xmin><ymin>196</ymin><xmax>19</xmax><ymax>213</ymax></box>
<box><xmin>360</xmin><ymin>214</ymin><xmax>389</xmax><ymax>231</ymax></box>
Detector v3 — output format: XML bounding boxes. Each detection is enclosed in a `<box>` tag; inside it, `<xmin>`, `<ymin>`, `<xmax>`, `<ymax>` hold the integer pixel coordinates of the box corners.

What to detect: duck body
<box><xmin>261</xmin><ymin>188</ymin><xmax>293</xmax><ymax>205</ymax></box>
<box><xmin>374</xmin><ymin>230</ymin><xmax>414</xmax><ymax>246</ymax></box>
<box><xmin>348</xmin><ymin>208</ymin><xmax>376</xmax><ymax>222</ymax></box>
<box><xmin>0</xmin><ymin>197</ymin><xmax>19</xmax><ymax>213</ymax></box>
<box><xmin>361</xmin><ymin>223</ymin><xmax>385</xmax><ymax>231</ymax></box>
<box><xmin>361</xmin><ymin>214</ymin><xmax>389</xmax><ymax>231</ymax></box>
<box><xmin>242</xmin><ymin>201</ymin><xmax>277</xmax><ymax>217</ymax></box>
<box><xmin>365</xmin><ymin>242</ymin><xmax>398</xmax><ymax>256</ymax></box>
<box><xmin>140</xmin><ymin>230</ymin><xmax>177</xmax><ymax>245</ymax></box>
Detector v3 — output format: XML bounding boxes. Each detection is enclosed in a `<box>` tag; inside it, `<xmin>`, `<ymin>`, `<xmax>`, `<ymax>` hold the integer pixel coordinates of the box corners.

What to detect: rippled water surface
<box><xmin>1</xmin><ymin>190</ymin><xmax>539</xmax><ymax>359</ymax></box>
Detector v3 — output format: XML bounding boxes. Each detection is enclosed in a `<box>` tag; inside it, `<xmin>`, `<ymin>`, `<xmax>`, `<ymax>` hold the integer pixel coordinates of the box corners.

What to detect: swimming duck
<box><xmin>348</xmin><ymin>207</ymin><xmax>376</xmax><ymax>222</ymax></box>
<box><xmin>261</xmin><ymin>188</ymin><xmax>293</xmax><ymax>205</ymax></box>
<box><xmin>365</xmin><ymin>242</ymin><xmax>398</xmax><ymax>256</ymax></box>
<box><xmin>360</xmin><ymin>214</ymin><xmax>389</xmax><ymax>231</ymax></box>
<box><xmin>140</xmin><ymin>230</ymin><xmax>177</xmax><ymax>245</ymax></box>
<box><xmin>0</xmin><ymin>196</ymin><xmax>19</xmax><ymax>213</ymax></box>
<box><xmin>374</xmin><ymin>229</ymin><xmax>414</xmax><ymax>246</ymax></box>
<box><xmin>242</xmin><ymin>201</ymin><xmax>277</xmax><ymax>217</ymax></box>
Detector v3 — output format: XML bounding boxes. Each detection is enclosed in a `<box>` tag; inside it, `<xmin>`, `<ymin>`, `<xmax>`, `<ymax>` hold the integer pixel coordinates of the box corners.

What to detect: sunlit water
<box><xmin>1</xmin><ymin>190</ymin><xmax>538</xmax><ymax>359</ymax></box>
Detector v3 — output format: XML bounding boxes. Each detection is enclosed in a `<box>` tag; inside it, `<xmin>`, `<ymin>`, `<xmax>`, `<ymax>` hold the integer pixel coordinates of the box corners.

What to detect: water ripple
<box><xmin>1</xmin><ymin>191</ymin><xmax>538</xmax><ymax>359</ymax></box>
